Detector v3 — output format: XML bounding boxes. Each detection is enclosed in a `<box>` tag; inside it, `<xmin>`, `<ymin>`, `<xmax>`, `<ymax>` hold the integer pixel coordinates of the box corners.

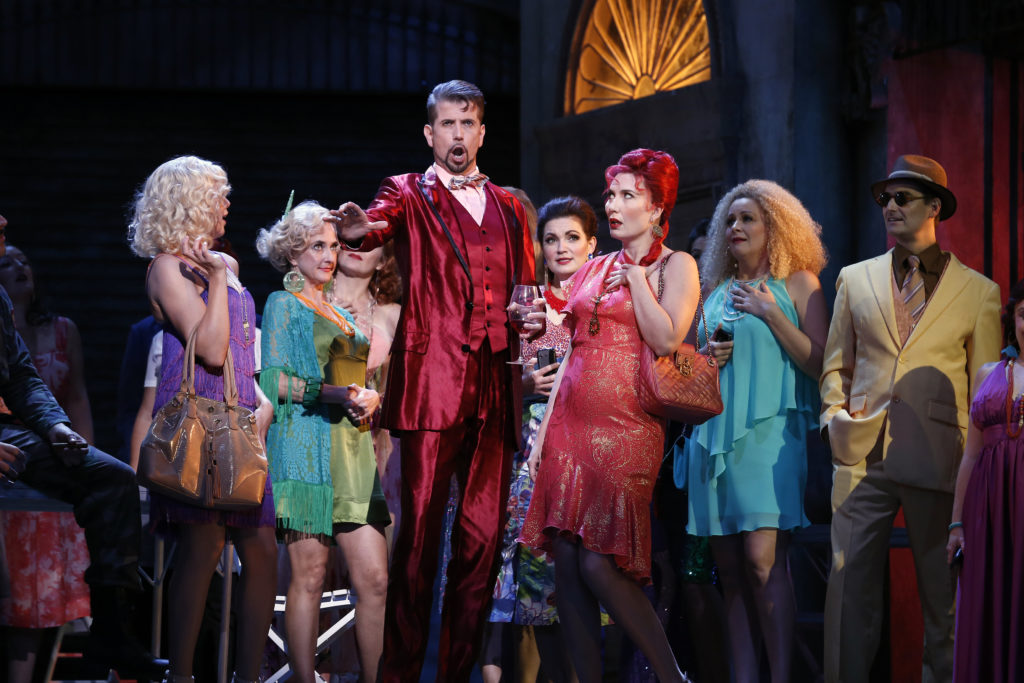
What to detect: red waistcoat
<box><xmin>359</xmin><ymin>172</ymin><xmax>536</xmax><ymax>432</ymax></box>
<box><xmin>436</xmin><ymin>187</ymin><xmax>510</xmax><ymax>352</ymax></box>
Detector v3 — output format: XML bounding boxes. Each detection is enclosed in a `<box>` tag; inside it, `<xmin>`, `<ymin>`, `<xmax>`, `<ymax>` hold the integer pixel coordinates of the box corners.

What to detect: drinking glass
<box><xmin>507</xmin><ymin>284</ymin><xmax>540</xmax><ymax>365</ymax></box>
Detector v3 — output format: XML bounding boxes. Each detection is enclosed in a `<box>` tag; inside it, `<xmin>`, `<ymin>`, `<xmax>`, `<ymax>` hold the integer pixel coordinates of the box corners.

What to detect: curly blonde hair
<box><xmin>701</xmin><ymin>179</ymin><xmax>827</xmax><ymax>287</ymax></box>
<box><xmin>255</xmin><ymin>200</ymin><xmax>332</xmax><ymax>273</ymax></box>
<box><xmin>128</xmin><ymin>156</ymin><xmax>231</xmax><ymax>257</ymax></box>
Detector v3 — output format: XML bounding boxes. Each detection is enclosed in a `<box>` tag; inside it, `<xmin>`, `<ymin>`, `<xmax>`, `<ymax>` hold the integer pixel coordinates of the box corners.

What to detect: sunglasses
<box><xmin>875</xmin><ymin>191</ymin><xmax>926</xmax><ymax>208</ymax></box>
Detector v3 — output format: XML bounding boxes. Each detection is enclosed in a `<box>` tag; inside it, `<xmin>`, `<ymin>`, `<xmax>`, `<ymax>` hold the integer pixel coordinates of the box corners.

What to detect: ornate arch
<box><xmin>565</xmin><ymin>0</ymin><xmax>712</xmax><ymax>115</ymax></box>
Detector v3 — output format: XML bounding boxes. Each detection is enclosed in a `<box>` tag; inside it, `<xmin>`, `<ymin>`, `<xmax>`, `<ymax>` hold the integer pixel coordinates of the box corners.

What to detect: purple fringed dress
<box><xmin>954</xmin><ymin>360</ymin><xmax>1024</xmax><ymax>682</ymax></box>
<box><xmin>148</xmin><ymin>272</ymin><xmax>275</xmax><ymax>531</ymax></box>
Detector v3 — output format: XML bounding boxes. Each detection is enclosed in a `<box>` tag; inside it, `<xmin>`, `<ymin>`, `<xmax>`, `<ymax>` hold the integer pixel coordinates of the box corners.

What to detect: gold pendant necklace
<box><xmin>588</xmin><ymin>252</ymin><xmax>621</xmax><ymax>336</ymax></box>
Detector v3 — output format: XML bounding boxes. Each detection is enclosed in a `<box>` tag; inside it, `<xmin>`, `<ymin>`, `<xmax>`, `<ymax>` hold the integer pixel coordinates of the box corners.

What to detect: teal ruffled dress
<box><xmin>674</xmin><ymin>277</ymin><xmax>816</xmax><ymax>536</ymax></box>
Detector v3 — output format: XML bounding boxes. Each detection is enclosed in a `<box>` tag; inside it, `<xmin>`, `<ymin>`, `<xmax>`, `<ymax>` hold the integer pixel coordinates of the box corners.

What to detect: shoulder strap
<box><xmin>656</xmin><ymin>252</ymin><xmax>673</xmax><ymax>302</ymax></box>
<box><xmin>655</xmin><ymin>251</ymin><xmax>712</xmax><ymax>352</ymax></box>
<box><xmin>53</xmin><ymin>316</ymin><xmax>68</xmax><ymax>347</ymax></box>
<box><xmin>146</xmin><ymin>253</ymin><xmax>210</xmax><ymax>289</ymax></box>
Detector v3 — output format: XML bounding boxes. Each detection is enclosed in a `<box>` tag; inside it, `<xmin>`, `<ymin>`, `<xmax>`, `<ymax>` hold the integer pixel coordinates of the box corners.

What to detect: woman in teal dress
<box><xmin>257</xmin><ymin>201</ymin><xmax>389</xmax><ymax>683</ymax></box>
<box><xmin>673</xmin><ymin>180</ymin><xmax>828</xmax><ymax>683</ymax></box>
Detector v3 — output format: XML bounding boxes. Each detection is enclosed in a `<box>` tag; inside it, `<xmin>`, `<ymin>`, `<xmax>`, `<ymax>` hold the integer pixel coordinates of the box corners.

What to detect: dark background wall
<box><xmin>0</xmin><ymin>0</ymin><xmax>521</xmax><ymax>453</ymax></box>
<box><xmin>2</xmin><ymin>1</ymin><xmax>1023</xmax><ymax>680</ymax></box>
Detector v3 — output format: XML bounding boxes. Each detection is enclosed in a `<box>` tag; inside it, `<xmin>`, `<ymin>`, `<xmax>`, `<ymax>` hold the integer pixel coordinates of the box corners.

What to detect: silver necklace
<box><xmin>225</xmin><ymin>268</ymin><xmax>251</xmax><ymax>343</ymax></box>
<box><xmin>362</xmin><ymin>294</ymin><xmax>378</xmax><ymax>391</ymax></box>
<box><xmin>720</xmin><ymin>276</ymin><xmax>767</xmax><ymax>323</ymax></box>
<box><xmin>342</xmin><ymin>292</ymin><xmax>378</xmax><ymax>389</ymax></box>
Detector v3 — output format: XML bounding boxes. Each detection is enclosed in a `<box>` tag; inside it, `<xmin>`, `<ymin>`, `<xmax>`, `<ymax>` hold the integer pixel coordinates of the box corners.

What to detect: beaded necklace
<box><xmin>225</xmin><ymin>268</ymin><xmax>251</xmax><ymax>343</ymax></box>
<box><xmin>351</xmin><ymin>294</ymin><xmax>378</xmax><ymax>389</ymax></box>
<box><xmin>544</xmin><ymin>288</ymin><xmax>567</xmax><ymax>313</ymax></box>
<box><xmin>292</xmin><ymin>291</ymin><xmax>356</xmax><ymax>337</ymax></box>
<box><xmin>1006</xmin><ymin>358</ymin><xmax>1024</xmax><ymax>438</ymax></box>
<box><xmin>588</xmin><ymin>252</ymin><xmax>622</xmax><ymax>336</ymax></box>
<box><xmin>364</xmin><ymin>296</ymin><xmax>378</xmax><ymax>391</ymax></box>
<box><xmin>336</xmin><ymin>281</ymin><xmax>380</xmax><ymax>389</ymax></box>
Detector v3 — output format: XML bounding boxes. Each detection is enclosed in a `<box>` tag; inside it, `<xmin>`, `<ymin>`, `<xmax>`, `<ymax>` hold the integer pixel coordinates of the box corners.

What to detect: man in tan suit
<box><xmin>820</xmin><ymin>155</ymin><xmax>1001</xmax><ymax>683</ymax></box>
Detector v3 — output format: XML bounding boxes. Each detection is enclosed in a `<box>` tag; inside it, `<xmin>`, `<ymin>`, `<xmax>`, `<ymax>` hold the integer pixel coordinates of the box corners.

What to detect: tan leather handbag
<box><xmin>637</xmin><ymin>253</ymin><xmax>723</xmax><ymax>425</ymax></box>
<box><xmin>137</xmin><ymin>325</ymin><xmax>267</xmax><ymax>509</ymax></box>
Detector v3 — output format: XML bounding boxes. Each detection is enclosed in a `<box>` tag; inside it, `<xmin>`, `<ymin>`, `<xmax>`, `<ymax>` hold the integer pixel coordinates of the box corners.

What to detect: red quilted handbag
<box><xmin>637</xmin><ymin>253</ymin><xmax>723</xmax><ymax>424</ymax></box>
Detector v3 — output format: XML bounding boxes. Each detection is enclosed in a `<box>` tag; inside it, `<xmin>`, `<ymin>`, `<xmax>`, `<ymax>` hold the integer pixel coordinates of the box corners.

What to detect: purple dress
<box><xmin>149</xmin><ymin>269</ymin><xmax>275</xmax><ymax>530</ymax></box>
<box><xmin>954</xmin><ymin>360</ymin><xmax>1024</xmax><ymax>682</ymax></box>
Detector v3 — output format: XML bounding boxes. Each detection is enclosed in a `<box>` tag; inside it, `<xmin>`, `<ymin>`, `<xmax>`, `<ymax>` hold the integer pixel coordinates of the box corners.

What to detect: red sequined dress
<box><xmin>520</xmin><ymin>252</ymin><xmax>665</xmax><ymax>584</ymax></box>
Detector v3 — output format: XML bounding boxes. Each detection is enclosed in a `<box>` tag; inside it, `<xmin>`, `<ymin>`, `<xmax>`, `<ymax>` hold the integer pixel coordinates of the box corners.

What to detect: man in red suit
<box><xmin>330</xmin><ymin>80</ymin><xmax>536</xmax><ymax>682</ymax></box>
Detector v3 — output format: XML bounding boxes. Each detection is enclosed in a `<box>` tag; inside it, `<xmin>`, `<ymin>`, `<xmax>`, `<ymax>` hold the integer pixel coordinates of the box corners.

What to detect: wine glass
<box><xmin>507</xmin><ymin>284</ymin><xmax>540</xmax><ymax>365</ymax></box>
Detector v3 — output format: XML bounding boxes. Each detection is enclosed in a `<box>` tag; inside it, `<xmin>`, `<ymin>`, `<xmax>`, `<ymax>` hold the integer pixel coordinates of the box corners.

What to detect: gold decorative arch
<box><xmin>565</xmin><ymin>0</ymin><xmax>712</xmax><ymax>115</ymax></box>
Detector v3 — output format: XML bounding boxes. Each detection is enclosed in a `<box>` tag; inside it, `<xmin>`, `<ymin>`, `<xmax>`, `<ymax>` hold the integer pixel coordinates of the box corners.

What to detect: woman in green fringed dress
<box><xmin>257</xmin><ymin>201</ymin><xmax>389</xmax><ymax>683</ymax></box>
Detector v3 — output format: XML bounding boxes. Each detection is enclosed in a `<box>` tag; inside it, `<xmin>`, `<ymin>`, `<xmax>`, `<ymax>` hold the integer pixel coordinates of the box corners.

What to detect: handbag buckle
<box><xmin>678</xmin><ymin>355</ymin><xmax>693</xmax><ymax>377</ymax></box>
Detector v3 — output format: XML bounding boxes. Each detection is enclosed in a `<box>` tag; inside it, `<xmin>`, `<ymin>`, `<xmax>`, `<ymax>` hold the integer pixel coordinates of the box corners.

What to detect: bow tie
<box><xmin>448</xmin><ymin>173</ymin><xmax>489</xmax><ymax>191</ymax></box>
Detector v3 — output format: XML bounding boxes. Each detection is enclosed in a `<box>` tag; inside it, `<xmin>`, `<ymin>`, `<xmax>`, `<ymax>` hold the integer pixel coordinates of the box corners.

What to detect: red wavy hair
<box><xmin>604</xmin><ymin>148</ymin><xmax>679</xmax><ymax>265</ymax></box>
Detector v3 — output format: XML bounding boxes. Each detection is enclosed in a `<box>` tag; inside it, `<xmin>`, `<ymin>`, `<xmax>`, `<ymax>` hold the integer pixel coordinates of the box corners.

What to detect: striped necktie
<box><xmin>902</xmin><ymin>254</ymin><xmax>926</xmax><ymax>322</ymax></box>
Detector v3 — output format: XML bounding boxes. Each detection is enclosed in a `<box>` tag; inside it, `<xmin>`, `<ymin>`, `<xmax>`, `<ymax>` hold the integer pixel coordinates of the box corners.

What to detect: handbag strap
<box><xmin>182</xmin><ymin>324</ymin><xmax>239</xmax><ymax>407</ymax></box>
<box><xmin>655</xmin><ymin>252</ymin><xmax>713</xmax><ymax>355</ymax></box>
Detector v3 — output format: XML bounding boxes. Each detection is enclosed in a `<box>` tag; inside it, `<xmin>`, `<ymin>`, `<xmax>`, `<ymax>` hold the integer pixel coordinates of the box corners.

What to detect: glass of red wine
<box><xmin>507</xmin><ymin>284</ymin><xmax>540</xmax><ymax>365</ymax></box>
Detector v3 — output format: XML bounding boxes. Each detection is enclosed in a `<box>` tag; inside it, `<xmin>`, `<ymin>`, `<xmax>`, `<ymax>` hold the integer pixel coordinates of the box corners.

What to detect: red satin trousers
<box><xmin>380</xmin><ymin>340</ymin><xmax>514</xmax><ymax>682</ymax></box>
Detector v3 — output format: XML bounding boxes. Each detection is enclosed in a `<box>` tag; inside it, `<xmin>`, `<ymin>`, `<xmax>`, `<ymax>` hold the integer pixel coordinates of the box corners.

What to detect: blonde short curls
<box><xmin>701</xmin><ymin>179</ymin><xmax>828</xmax><ymax>287</ymax></box>
<box><xmin>255</xmin><ymin>201</ymin><xmax>332</xmax><ymax>273</ymax></box>
<box><xmin>129</xmin><ymin>156</ymin><xmax>231</xmax><ymax>258</ymax></box>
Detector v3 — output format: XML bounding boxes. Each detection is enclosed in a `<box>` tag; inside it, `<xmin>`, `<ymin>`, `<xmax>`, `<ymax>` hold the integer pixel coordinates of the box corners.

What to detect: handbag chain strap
<box><xmin>655</xmin><ymin>253</ymin><xmax>713</xmax><ymax>359</ymax></box>
<box><xmin>182</xmin><ymin>324</ymin><xmax>240</xmax><ymax>407</ymax></box>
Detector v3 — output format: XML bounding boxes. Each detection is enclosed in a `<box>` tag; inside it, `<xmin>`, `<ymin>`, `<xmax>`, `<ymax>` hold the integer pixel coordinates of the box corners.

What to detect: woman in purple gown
<box><xmin>947</xmin><ymin>278</ymin><xmax>1024</xmax><ymax>682</ymax></box>
<box><xmin>129</xmin><ymin>155</ymin><xmax>277</xmax><ymax>683</ymax></box>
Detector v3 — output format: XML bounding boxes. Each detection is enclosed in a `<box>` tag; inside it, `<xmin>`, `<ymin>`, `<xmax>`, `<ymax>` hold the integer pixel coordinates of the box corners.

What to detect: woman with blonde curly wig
<box><xmin>673</xmin><ymin>179</ymin><xmax>828</xmax><ymax>683</ymax></box>
<box><xmin>129</xmin><ymin>155</ymin><xmax>277</xmax><ymax>683</ymax></box>
<box><xmin>256</xmin><ymin>200</ymin><xmax>388</xmax><ymax>683</ymax></box>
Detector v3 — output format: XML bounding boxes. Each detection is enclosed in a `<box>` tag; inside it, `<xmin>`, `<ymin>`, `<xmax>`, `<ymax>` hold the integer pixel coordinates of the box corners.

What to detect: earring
<box><xmin>587</xmin><ymin>252</ymin><xmax>594</xmax><ymax>260</ymax></box>
<box><xmin>283</xmin><ymin>268</ymin><xmax>305</xmax><ymax>293</ymax></box>
<box><xmin>652</xmin><ymin>223</ymin><xmax>664</xmax><ymax>238</ymax></box>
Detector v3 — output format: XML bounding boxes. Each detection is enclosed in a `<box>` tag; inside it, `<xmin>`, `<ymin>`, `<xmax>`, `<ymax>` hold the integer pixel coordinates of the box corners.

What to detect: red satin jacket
<box><xmin>359</xmin><ymin>172</ymin><xmax>537</xmax><ymax>433</ymax></box>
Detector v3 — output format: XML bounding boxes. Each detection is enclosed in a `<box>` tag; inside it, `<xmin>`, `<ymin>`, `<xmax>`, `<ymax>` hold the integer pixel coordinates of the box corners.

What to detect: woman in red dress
<box><xmin>521</xmin><ymin>149</ymin><xmax>699</xmax><ymax>682</ymax></box>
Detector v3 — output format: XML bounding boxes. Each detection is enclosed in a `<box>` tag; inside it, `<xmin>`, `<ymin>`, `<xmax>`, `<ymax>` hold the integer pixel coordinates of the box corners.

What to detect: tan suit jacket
<box><xmin>820</xmin><ymin>250</ymin><xmax>1001</xmax><ymax>492</ymax></box>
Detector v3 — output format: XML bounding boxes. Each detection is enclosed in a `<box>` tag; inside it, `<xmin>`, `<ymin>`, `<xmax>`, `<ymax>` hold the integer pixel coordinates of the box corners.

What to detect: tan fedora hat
<box><xmin>870</xmin><ymin>154</ymin><xmax>957</xmax><ymax>220</ymax></box>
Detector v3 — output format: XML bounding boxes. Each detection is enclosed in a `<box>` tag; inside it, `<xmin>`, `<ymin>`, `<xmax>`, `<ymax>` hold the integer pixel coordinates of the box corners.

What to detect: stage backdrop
<box><xmin>885</xmin><ymin>45</ymin><xmax>1024</xmax><ymax>683</ymax></box>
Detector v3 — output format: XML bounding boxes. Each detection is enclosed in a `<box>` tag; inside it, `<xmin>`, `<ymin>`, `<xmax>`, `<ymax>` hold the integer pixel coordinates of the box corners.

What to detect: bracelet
<box><xmin>302</xmin><ymin>378</ymin><xmax>323</xmax><ymax>407</ymax></box>
<box><xmin>948</xmin><ymin>521</ymin><xmax>963</xmax><ymax>532</ymax></box>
